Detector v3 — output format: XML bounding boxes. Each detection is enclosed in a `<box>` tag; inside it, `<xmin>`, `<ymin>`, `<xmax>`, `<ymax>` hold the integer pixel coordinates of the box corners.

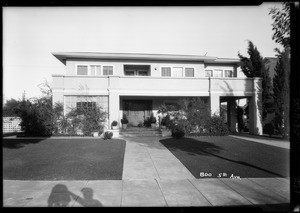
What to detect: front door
<box><xmin>123</xmin><ymin>100</ymin><xmax>152</xmax><ymax>126</ymax></box>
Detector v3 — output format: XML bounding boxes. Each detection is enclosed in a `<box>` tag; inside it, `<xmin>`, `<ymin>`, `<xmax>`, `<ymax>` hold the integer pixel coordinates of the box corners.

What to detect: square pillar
<box><xmin>227</xmin><ymin>99</ymin><xmax>238</xmax><ymax>132</ymax></box>
<box><xmin>108</xmin><ymin>91</ymin><xmax>120</xmax><ymax>130</ymax></box>
<box><xmin>210</xmin><ymin>93</ymin><xmax>220</xmax><ymax>116</ymax></box>
<box><xmin>249</xmin><ymin>78</ymin><xmax>263</xmax><ymax>135</ymax></box>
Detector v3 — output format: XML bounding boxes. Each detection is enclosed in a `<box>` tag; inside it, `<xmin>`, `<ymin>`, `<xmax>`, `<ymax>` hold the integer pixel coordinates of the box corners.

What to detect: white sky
<box><xmin>3</xmin><ymin>3</ymin><xmax>283</xmax><ymax>100</ymax></box>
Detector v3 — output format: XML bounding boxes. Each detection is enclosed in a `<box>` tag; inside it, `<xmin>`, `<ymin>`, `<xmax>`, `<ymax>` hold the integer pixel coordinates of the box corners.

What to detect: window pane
<box><xmin>185</xmin><ymin>68</ymin><xmax>194</xmax><ymax>77</ymax></box>
<box><xmin>96</xmin><ymin>66</ymin><xmax>101</xmax><ymax>75</ymax></box>
<box><xmin>138</xmin><ymin>71</ymin><xmax>148</xmax><ymax>76</ymax></box>
<box><xmin>77</xmin><ymin>65</ymin><xmax>88</xmax><ymax>75</ymax></box>
<box><xmin>225</xmin><ymin>70</ymin><xmax>233</xmax><ymax>77</ymax></box>
<box><xmin>125</xmin><ymin>71</ymin><xmax>135</xmax><ymax>76</ymax></box>
<box><xmin>214</xmin><ymin>69</ymin><xmax>223</xmax><ymax>77</ymax></box>
<box><xmin>205</xmin><ymin>70</ymin><xmax>213</xmax><ymax>77</ymax></box>
<box><xmin>161</xmin><ymin>67</ymin><xmax>171</xmax><ymax>76</ymax></box>
<box><xmin>90</xmin><ymin>66</ymin><xmax>96</xmax><ymax>76</ymax></box>
<box><xmin>103</xmin><ymin>66</ymin><xmax>113</xmax><ymax>75</ymax></box>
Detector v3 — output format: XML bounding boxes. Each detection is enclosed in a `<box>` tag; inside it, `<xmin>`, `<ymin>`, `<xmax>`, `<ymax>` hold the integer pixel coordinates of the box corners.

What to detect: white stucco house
<box><xmin>52</xmin><ymin>52</ymin><xmax>262</xmax><ymax>135</ymax></box>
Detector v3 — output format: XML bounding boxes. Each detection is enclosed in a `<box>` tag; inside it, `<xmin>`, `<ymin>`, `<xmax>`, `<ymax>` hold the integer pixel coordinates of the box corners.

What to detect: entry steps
<box><xmin>119</xmin><ymin>127</ymin><xmax>162</xmax><ymax>137</ymax></box>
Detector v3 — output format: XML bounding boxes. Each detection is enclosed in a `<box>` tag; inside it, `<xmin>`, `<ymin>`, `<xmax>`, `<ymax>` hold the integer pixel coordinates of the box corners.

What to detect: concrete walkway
<box><xmin>229</xmin><ymin>135</ymin><xmax>290</xmax><ymax>149</ymax></box>
<box><xmin>3</xmin><ymin>135</ymin><xmax>290</xmax><ymax>209</ymax></box>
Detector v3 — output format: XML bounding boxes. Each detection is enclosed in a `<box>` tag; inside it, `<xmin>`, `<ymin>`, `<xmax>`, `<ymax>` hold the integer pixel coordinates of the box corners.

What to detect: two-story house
<box><xmin>52</xmin><ymin>52</ymin><xmax>262</xmax><ymax>135</ymax></box>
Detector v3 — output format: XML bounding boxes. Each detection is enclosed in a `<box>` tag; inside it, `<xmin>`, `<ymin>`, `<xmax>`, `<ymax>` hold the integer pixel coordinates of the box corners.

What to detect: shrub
<box><xmin>103</xmin><ymin>131</ymin><xmax>113</xmax><ymax>140</ymax></box>
<box><xmin>208</xmin><ymin>114</ymin><xmax>230</xmax><ymax>136</ymax></box>
<box><xmin>263</xmin><ymin>122</ymin><xmax>275</xmax><ymax>137</ymax></box>
<box><xmin>171</xmin><ymin>126</ymin><xmax>185</xmax><ymax>139</ymax></box>
<box><xmin>143</xmin><ymin>118</ymin><xmax>151</xmax><ymax>127</ymax></box>
<box><xmin>161</xmin><ymin>115</ymin><xmax>171</xmax><ymax>126</ymax></box>
<box><xmin>121</xmin><ymin>114</ymin><xmax>128</xmax><ymax>124</ymax></box>
<box><xmin>138</xmin><ymin>121</ymin><xmax>144</xmax><ymax>127</ymax></box>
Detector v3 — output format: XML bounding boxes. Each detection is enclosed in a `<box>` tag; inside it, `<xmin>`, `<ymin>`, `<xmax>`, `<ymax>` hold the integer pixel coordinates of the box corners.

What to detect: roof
<box><xmin>52</xmin><ymin>52</ymin><xmax>240</xmax><ymax>65</ymax></box>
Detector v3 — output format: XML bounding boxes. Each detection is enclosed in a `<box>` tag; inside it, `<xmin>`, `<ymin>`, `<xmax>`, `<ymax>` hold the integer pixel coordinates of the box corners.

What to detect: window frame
<box><xmin>184</xmin><ymin>67</ymin><xmax>195</xmax><ymax>77</ymax></box>
<box><xmin>213</xmin><ymin>69</ymin><xmax>223</xmax><ymax>78</ymax></box>
<box><xmin>76</xmin><ymin>64</ymin><xmax>89</xmax><ymax>76</ymax></box>
<box><xmin>102</xmin><ymin>65</ymin><xmax>114</xmax><ymax>76</ymax></box>
<box><xmin>205</xmin><ymin>70</ymin><xmax>213</xmax><ymax>77</ymax></box>
<box><xmin>224</xmin><ymin>70</ymin><xmax>234</xmax><ymax>78</ymax></box>
<box><xmin>161</xmin><ymin>66</ymin><xmax>172</xmax><ymax>77</ymax></box>
<box><xmin>90</xmin><ymin>65</ymin><xmax>102</xmax><ymax>76</ymax></box>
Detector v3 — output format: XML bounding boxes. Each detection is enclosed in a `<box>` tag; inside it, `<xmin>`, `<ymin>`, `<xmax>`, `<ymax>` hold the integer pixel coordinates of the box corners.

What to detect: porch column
<box><xmin>108</xmin><ymin>91</ymin><xmax>120</xmax><ymax>130</ymax></box>
<box><xmin>108</xmin><ymin>76</ymin><xmax>120</xmax><ymax>130</ymax></box>
<box><xmin>227</xmin><ymin>98</ymin><xmax>238</xmax><ymax>132</ymax></box>
<box><xmin>210</xmin><ymin>93</ymin><xmax>220</xmax><ymax>116</ymax></box>
<box><xmin>249</xmin><ymin>78</ymin><xmax>263</xmax><ymax>135</ymax></box>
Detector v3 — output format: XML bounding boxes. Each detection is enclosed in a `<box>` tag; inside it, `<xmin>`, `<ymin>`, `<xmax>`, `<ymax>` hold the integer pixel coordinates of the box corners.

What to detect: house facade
<box><xmin>52</xmin><ymin>52</ymin><xmax>262</xmax><ymax>135</ymax></box>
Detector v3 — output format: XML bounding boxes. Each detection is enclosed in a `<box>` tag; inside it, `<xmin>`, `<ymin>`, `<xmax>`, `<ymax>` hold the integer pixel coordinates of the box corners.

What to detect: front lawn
<box><xmin>160</xmin><ymin>136</ymin><xmax>289</xmax><ymax>179</ymax></box>
<box><xmin>3</xmin><ymin>138</ymin><xmax>126</xmax><ymax>180</ymax></box>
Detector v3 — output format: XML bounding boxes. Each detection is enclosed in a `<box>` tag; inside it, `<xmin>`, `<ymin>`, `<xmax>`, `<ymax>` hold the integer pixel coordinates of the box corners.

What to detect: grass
<box><xmin>3</xmin><ymin>138</ymin><xmax>126</xmax><ymax>180</ymax></box>
<box><xmin>160</xmin><ymin>136</ymin><xmax>289</xmax><ymax>179</ymax></box>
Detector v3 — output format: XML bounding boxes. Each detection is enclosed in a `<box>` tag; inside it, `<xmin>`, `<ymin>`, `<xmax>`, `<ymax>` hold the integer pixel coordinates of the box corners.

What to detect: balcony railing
<box><xmin>52</xmin><ymin>75</ymin><xmax>255</xmax><ymax>97</ymax></box>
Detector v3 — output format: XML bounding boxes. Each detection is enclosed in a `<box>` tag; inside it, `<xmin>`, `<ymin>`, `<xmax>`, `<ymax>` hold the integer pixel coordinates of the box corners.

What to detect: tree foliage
<box><xmin>269</xmin><ymin>2</ymin><xmax>290</xmax><ymax>49</ymax></box>
<box><xmin>272</xmin><ymin>49</ymin><xmax>290</xmax><ymax>138</ymax></box>
<box><xmin>238</xmin><ymin>41</ymin><xmax>273</xmax><ymax>120</ymax></box>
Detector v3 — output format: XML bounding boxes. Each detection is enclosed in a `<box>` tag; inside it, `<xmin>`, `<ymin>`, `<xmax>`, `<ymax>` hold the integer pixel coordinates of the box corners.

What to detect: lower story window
<box><xmin>76</xmin><ymin>101</ymin><xmax>96</xmax><ymax>110</ymax></box>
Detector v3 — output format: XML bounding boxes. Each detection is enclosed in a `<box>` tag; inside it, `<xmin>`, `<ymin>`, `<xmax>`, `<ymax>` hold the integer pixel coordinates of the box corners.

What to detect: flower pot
<box><xmin>161</xmin><ymin>125</ymin><xmax>166</xmax><ymax>129</ymax></box>
<box><xmin>122</xmin><ymin>124</ymin><xmax>127</xmax><ymax>129</ymax></box>
<box><xmin>151</xmin><ymin>123</ymin><xmax>156</xmax><ymax>129</ymax></box>
<box><xmin>92</xmin><ymin>132</ymin><xmax>99</xmax><ymax>137</ymax></box>
<box><xmin>112</xmin><ymin>126</ymin><xmax>118</xmax><ymax>130</ymax></box>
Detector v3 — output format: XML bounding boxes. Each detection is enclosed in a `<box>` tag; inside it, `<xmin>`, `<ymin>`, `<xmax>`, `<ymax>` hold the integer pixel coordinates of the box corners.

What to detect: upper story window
<box><xmin>185</xmin><ymin>68</ymin><xmax>194</xmax><ymax>77</ymax></box>
<box><xmin>205</xmin><ymin>70</ymin><xmax>213</xmax><ymax>77</ymax></box>
<box><xmin>161</xmin><ymin>67</ymin><xmax>171</xmax><ymax>77</ymax></box>
<box><xmin>214</xmin><ymin>69</ymin><xmax>223</xmax><ymax>78</ymax></box>
<box><xmin>90</xmin><ymin>65</ymin><xmax>101</xmax><ymax>76</ymax></box>
<box><xmin>224</xmin><ymin>70</ymin><xmax>233</xmax><ymax>77</ymax></box>
<box><xmin>103</xmin><ymin>66</ymin><xmax>114</xmax><ymax>75</ymax></box>
<box><xmin>77</xmin><ymin>65</ymin><xmax>88</xmax><ymax>75</ymax></box>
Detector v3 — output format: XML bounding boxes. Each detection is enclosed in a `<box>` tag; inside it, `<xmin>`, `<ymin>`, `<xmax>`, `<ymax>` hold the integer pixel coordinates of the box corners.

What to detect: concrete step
<box><xmin>120</xmin><ymin>127</ymin><xmax>162</xmax><ymax>137</ymax></box>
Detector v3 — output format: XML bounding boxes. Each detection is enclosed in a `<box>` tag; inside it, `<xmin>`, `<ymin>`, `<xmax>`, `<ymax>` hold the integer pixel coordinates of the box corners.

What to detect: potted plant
<box><xmin>149</xmin><ymin>113</ymin><xmax>157</xmax><ymax>128</ymax></box>
<box><xmin>111</xmin><ymin>120</ymin><xmax>118</xmax><ymax>130</ymax></box>
<box><xmin>121</xmin><ymin>113</ymin><xmax>129</xmax><ymax>129</ymax></box>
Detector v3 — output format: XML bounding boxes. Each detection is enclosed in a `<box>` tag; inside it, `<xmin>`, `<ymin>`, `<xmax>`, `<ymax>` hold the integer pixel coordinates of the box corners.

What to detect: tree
<box><xmin>3</xmin><ymin>98</ymin><xmax>20</xmax><ymax>116</ymax></box>
<box><xmin>238</xmin><ymin>41</ymin><xmax>273</xmax><ymax>120</ymax></box>
<box><xmin>269</xmin><ymin>2</ymin><xmax>291</xmax><ymax>139</ymax></box>
<box><xmin>272</xmin><ymin>49</ymin><xmax>290</xmax><ymax>138</ymax></box>
<box><xmin>269</xmin><ymin>2</ymin><xmax>290</xmax><ymax>49</ymax></box>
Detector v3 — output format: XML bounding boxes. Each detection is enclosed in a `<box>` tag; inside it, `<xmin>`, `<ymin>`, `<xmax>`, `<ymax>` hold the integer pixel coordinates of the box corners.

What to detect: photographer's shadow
<box><xmin>48</xmin><ymin>184</ymin><xmax>102</xmax><ymax>207</ymax></box>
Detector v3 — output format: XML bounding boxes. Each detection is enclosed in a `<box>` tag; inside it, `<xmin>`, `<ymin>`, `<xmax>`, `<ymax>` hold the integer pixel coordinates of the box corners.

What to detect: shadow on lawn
<box><xmin>2</xmin><ymin>138</ymin><xmax>48</xmax><ymax>149</ymax></box>
<box><xmin>159</xmin><ymin>137</ymin><xmax>224</xmax><ymax>156</ymax></box>
<box><xmin>160</xmin><ymin>137</ymin><xmax>285</xmax><ymax>177</ymax></box>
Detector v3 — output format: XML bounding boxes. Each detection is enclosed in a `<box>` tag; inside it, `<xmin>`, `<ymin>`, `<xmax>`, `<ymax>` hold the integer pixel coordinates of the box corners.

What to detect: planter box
<box><xmin>122</xmin><ymin>124</ymin><xmax>127</xmax><ymax>129</ymax></box>
<box><xmin>151</xmin><ymin>123</ymin><xmax>156</xmax><ymax>129</ymax></box>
